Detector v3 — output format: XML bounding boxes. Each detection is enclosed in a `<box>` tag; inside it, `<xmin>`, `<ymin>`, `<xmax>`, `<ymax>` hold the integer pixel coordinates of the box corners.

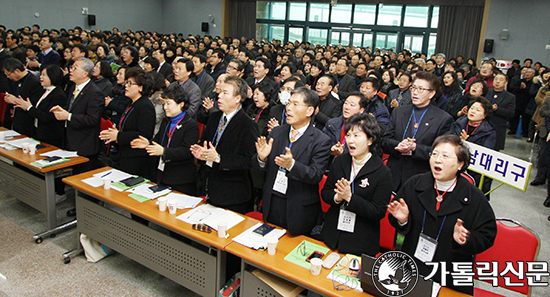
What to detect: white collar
<box><xmin>75</xmin><ymin>79</ymin><xmax>91</xmax><ymax>92</ymax></box>
<box><xmin>42</xmin><ymin>47</ymin><xmax>53</xmax><ymax>55</ymax></box>
<box><xmin>222</xmin><ymin>105</ymin><xmax>241</xmax><ymax>124</ymax></box>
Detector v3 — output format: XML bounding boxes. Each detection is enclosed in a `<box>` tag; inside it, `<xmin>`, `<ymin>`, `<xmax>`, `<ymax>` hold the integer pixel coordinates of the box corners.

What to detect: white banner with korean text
<box><xmin>464</xmin><ymin>141</ymin><xmax>532</xmax><ymax>191</ymax></box>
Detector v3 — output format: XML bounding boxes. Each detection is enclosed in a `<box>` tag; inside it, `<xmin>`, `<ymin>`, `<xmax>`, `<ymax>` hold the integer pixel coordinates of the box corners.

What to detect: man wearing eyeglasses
<box><xmin>254</xmin><ymin>87</ymin><xmax>332</xmax><ymax>236</ymax></box>
<box><xmin>50</xmin><ymin>58</ymin><xmax>104</xmax><ymax>175</ymax></box>
<box><xmin>381</xmin><ymin>71</ymin><xmax>453</xmax><ymax>192</ymax></box>
<box><xmin>2</xmin><ymin>58</ymin><xmax>42</xmax><ymax>135</ymax></box>
<box><xmin>464</xmin><ymin>61</ymin><xmax>494</xmax><ymax>95</ymax></box>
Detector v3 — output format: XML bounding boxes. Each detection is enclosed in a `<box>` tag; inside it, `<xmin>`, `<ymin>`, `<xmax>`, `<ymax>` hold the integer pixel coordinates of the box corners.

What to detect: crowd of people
<box><xmin>1</xmin><ymin>24</ymin><xmax>547</xmax><ymax>294</ymax></box>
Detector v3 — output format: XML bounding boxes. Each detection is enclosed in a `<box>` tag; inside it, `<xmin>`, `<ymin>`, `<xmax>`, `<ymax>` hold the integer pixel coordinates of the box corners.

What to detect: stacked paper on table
<box><xmin>40</xmin><ymin>149</ymin><xmax>79</xmax><ymax>158</ymax></box>
<box><xmin>176</xmin><ymin>204</ymin><xmax>244</xmax><ymax>231</ymax></box>
<box><xmin>81</xmin><ymin>169</ymin><xmax>135</xmax><ymax>188</ymax></box>
<box><xmin>155</xmin><ymin>193</ymin><xmax>202</xmax><ymax>209</ymax></box>
<box><xmin>3</xmin><ymin>130</ymin><xmax>21</xmax><ymax>139</ymax></box>
<box><xmin>31</xmin><ymin>157</ymin><xmax>69</xmax><ymax>168</ymax></box>
<box><xmin>4</xmin><ymin>137</ymin><xmax>40</xmax><ymax>148</ymax></box>
<box><xmin>232</xmin><ymin>222</ymin><xmax>286</xmax><ymax>250</ymax></box>
<box><xmin>126</xmin><ymin>183</ymin><xmax>171</xmax><ymax>199</ymax></box>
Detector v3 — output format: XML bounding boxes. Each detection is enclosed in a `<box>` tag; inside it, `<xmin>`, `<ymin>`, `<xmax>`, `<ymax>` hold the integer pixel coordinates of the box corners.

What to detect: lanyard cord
<box><xmin>421</xmin><ymin>210</ymin><xmax>447</xmax><ymax>241</ymax></box>
<box><xmin>402</xmin><ymin>107</ymin><xmax>429</xmax><ymax>140</ymax></box>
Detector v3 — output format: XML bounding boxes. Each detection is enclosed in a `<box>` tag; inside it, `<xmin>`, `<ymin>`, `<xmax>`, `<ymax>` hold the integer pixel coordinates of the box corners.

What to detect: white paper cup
<box><xmin>217</xmin><ymin>221</ymin><xmax>228</xmax><ymax>238</ymax></box>
<box><xmin>102</xmin><ymin>176</ymin><xmax>111</xmax><ymax>189</ymax></box>
<box><xmin>21</xmin><ymin>143</ymin><xmax>30</xmax><ymax>154</ymax></box>
<box><xmin>267</xmin><ymin>237</ymin><xmax>278</xmax><ymax>255</ymax></box>
<box><xmin>158</xmin><ymin>197</ymin><xmax>167</xmax><ymax>212</ymax></box>
<box><xmin>168</xmin><ymin>199</ymin><xmax>178</xmax><ymax>214</ymax></box>
<box><xmin>28</xmin><ymin>144</ymin><xmax>37</xmax><ymax>155</ymax></box>
<box><xmin>310</xmin><ymin>258</ymin><xmax>323</xmax><ymax>275</ymax></box>
<box><xmin>0</xmin><ymin>131</ymin><xmax>5</xmax><ymax>142</ymax></box>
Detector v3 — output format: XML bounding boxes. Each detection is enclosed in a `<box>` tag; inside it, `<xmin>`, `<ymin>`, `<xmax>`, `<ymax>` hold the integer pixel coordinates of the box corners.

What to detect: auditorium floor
<box><xmin>0</xmin><ymin>134</ymin><xmax>548</xmax><ymax>297</ymax></box>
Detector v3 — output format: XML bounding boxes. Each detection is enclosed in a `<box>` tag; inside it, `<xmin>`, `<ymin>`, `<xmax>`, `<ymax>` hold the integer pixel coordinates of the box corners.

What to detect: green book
<box><xmin>30</xmin><ymin>158</ymin><xmax>69</xmax><ymax>168</ymax></box>
<box><xmin>284</xmin><ymin>240</ymin><xmax>330</xmax><ymax>270</ymax></box>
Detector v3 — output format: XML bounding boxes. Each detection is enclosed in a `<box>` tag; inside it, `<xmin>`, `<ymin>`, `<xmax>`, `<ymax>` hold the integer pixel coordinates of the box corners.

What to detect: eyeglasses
<box><xmin>332</xmin><ymin>256</ymin><xmax>360</xmax><ymax>291</ymax></box>
<box><xmin>125</xmin><ymin>80</ymin><xmax>139</xmax><ymax>86</ymax></box>
<box><xmin>429</xmin><ymin>151</ymin><xmax>456</xmax><ymax>160</ymax></box>
<box><xmin>298</xmin><ymin>241</ymin><xmax>307</xmax><ymax>256</ymax></box>
<box><xmin>410</xmin><ymin>85</ymin><xmax>432</xmax><ymax>93</ymax></box>
<box><xmin>3</xmin><ymin>70</ymin><xmax>12</xmax><ymax>77</ymax></box>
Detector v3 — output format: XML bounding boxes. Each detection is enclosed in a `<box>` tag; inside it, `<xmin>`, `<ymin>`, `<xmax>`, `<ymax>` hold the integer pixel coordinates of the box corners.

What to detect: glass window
<box><xmin>375</xmin><ymin>33</ymin><xmax>398</xmax><ymax>50</ymax></box>
<box><xmin>377</xmin><ymin>4</ymin><xmax>402</xmax><ymax>26</ymax></box>
<box><xmin>404</xmin><ymin>35</ymin><xmax>424</xmax><ymax>53</ymax></box>
<box><xmin>289</xmin><ymin>2</ymin><xmax>306</xmax><ymax>21</ymax></box>
<box><xmin>308</xmin><ymin>28</ymin><xmax>328</xmax><ymax>46</ymax></box>
<box><xmin>428</xmin><ymin>33</ymin><xmax>437</xmax><ymax>56</ymax></box>
<box><xmin>289</xmin><ymin>27</ymin><xmax>303</xmax><ymax>43</ymax></box>
<box><xmin>256</xmin><ymin>1</ymin><xmax>270</xmax><ymax>19</ymax></box>
<box><xmin>354</xmin><ymin>4</ymin><xmax>376</xmax><ymax>25</ymax></box>
<box><xmin>353</xmin><ymin>33</ymin><xmax>363</xmax><ymax>47</ymax></box>
<box><xmin>257</xmin><ymin>2</ymin><xmax>286</xmax><ymax>20</ymax></box>
<box><xmin>331</xmin><ymin>32</ymin><xmax>340</xmax><ymax>45</ymax></box>
<box><xmin>270</xmin><ymin>25</ymin><xmax>285</xmax><ymax>41</ymax></box>
<box><xmin>309</xmin><ymin>3</ymin><xmax>329</xmax><ymax>22</ymax></box>
<box><xmin>341</xmin><ymin>32</ymin><xmax>350</xmax><ymax>46</ymax></box>
<box><xmin>404</xmin><ymin>6</ymin><xmax>429</xmax><ymax>28</ymax></box>
<box><xmin>330</xmin><ymin>4</ymin><xmax>352</xmax><ymax>23</ymax></box>
<box><xmin>256</xmin><ymin>24</ymin><xmax>269</xmax><ymax>42</ymax></box>
<box><xmin>431</xmin><ymin>6</ymin><xmax>439</xmax><ymax>28</ymax></box>
<box><xmin>363</xmin><ymin>33</ymin><xmax>373</xmax><ymax>48</ymax></box>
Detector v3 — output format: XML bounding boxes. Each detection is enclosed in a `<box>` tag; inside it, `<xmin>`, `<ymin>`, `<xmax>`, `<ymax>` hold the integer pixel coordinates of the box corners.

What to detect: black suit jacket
<box><xmin>117</xmin><ymin>96</ymin><xmax>156</xmax><ymax>160</ymax></box>
<box><xmin>153</xmin><ymin>112</ymin><xmax>200</xmax><ymax>187</ymax></box>
<box><xmin>246</xmin><ymin>76</ymin><xmax>279</xmax><ymax>102</ymax></box>
<box><xmin>381</xmin><ymin>104</ymin><xmax>453</xmax><ymax>191</ymax></box>
<box><xmin>64</xmin><ymin>81</ymin><xmax>104</xmax><ymax>156</ymax></box>
<box><xmin>3</xmin><ymin>72</ymin><xmax>42</xmax><ymax>137</ymax></box>
<box><xmin>314</xmin><ymin>93</ymin><xmax>342</xmax><ymax>130</ymax></box>
<box><xmin>253</xmin><ymin>123</ymin><xmax>332</xmax><ymax>235</ymax></box>
<box><xmin>158</xmin><ymin>62</ymin><xmax>173</xmax><ymax>79</ymax></box>
<box><xmin>321</xmin><ymin>153</ymin><xmax>393</xmax><ymax>256</ymax></box>
<box><xmin>486</xmin><ymin>89</ymin><xmax>516</xmax><ymax>150</ymax></box>
<box><xmin>27</xmin><ymin>87</ymin><xmax>66</xmax><ymax>147</ymax></box>
<box><xmin>200</xmin><ymin>109</ymin><xmax>259</xmax><ymax>208</ymax></box>
<box><xmin>334</xmin><ymin>74</ymin><xmax>357</xmax><ymax>101</ymax></box>
<box><xmin>0</xmin><ymin>50</ymin><xmax>11</xmax><ymax>94</ymax></box>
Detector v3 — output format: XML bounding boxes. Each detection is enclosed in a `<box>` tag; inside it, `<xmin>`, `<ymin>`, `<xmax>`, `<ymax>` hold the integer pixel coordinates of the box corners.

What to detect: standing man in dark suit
<box><xmin>245</xmin><ymin>57</ymin><xmax>278</xmax><ymax>90</ymax></box>
<box><xmin>333</xmin><ymin>58</ymin><xmax>357</xmax><ymax>101</ymax></box>
<box><xmin>381</xmin><ymin>71</ymin><xmax>453</xmax><ymax>192</ymax></box>
<box><xmin>207</xmin><ymin>49</ymin><xmax>227</xmax><ymax>82</ymax></box>
<box><xmin>50</xmin><ymin>58</ymin><xmax>104</xmax><ymax>174</ymax></box>
<box><xmin>265</xmin><ymin>77</ymin><xmax>304</xmax><ymax>135</ymax></box>
<box><xmin>154</xmin><ymin>49</ymin><xmax>173</xmax><ymax>79</ymax></box>
<box><xmin>487</xmin><ymin>73</ymin><xmax>515</xmax><ymax>151</ymax></box>
<box><xmin>190</xmin><ymin>76</ymin><xmax>259</xmax><ymax>214</ymax></box>
<box><xmin>254</xmin><ymin>87</ymin><xmax>332</xmax><ymax>236</ymax></box>
<box><xmin>2</xmin><ymin>58</ymin><xmax>42</xmax><ymax>136</ymax></box>
<box><xmin>314</xmin><ymin>75</ymin><xmax>342</xmax><ymax>130</ymax></box>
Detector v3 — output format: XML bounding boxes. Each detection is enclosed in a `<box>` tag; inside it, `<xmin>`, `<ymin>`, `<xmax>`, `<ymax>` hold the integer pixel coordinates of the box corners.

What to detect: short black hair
<box><xmin>253</xmin><ymin>81</ymin><xmax>275</xmax><ymax>103</ymax></box>
<box><xmin>255</xmin><ymin>57</ymin><xmax>272</xmax><ymax>72</ymax></box>
<box><xmin>42</xmin><ymin>65</ymin><xmax>64</xmax><ymax>86</ymax></box>
<box><xmin>97</xmin><ymin>61</ymin><xmax>114</xmax><ymax>78</ymax></box>
<box><xmin>125</xmin><ymin>67</ymin><xmax>153</xmax><ymax>95</ymax></box>
<box><xmin>144</xmin><ymin>56</ymin><xmax>160</xmax><ymax>71</ymax></box>
<box><xmin>229</xmin><ymin>58</ymin><xmax>245</xmax><ymax>71</ymax></box>
<box><xmin>73</xmin><ymin>44</ymin><xmax>89</xmax><ymax>58</ymax></box>
<box><xmin>344</xmin><ymin>112</ymin><xmax>381</xmax><ymax>151</ymax></box>
<box><xmin>212</xmin><ymin>48</ymin><xmax>225</xmax><ymax>60</ymax></box>
<box><xmin>346</xmin><ymin>91</ymin><xmax>368</xmax><ymax>109</ymax></box>
<box><xmin>363</xmin><ymin>76</ymin><xmax>381</xmax><ymax>91</ymax></box>
<box><xmin>176</xmin><ymin>57</ymin><xmax>194</xmax><ymax>73</ymax></box>
<box><xmin>320</xmin><ymin>75</ymin><xmax>336</xmax><ymax>88</ymax></box>
<box><xmin>468</xmin><ymin>96</ymin><xmax>493</xmax><ymax>118</ymax></box>
<box><xmin>162</xmin><ymin>83</ymin><xmax>189</xmax><ymax>111</ymax></box>
<box><xmin>281</xmin><ymin>63</ymin><xmax>296</xmax><ymax>75</ymax></box>
<box><xmin>193</xmin><ymin>54</ymin><xmax>207</xmax><ymax>64</ymax></box>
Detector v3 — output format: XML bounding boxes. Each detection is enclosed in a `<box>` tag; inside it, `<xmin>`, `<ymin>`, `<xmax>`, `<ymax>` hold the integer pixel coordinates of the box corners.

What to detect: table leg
<box><xmin>32</xmin><ymin>171</ymin><xmax>76</xmax><ymax>243</ymax></box>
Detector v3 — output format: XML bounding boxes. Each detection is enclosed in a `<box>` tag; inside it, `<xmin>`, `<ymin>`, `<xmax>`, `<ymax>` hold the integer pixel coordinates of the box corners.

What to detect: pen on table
<box><xmin>100</xmin><ymin>172</ymin><xmax>112</xmax><ymax>178</ymax></box>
